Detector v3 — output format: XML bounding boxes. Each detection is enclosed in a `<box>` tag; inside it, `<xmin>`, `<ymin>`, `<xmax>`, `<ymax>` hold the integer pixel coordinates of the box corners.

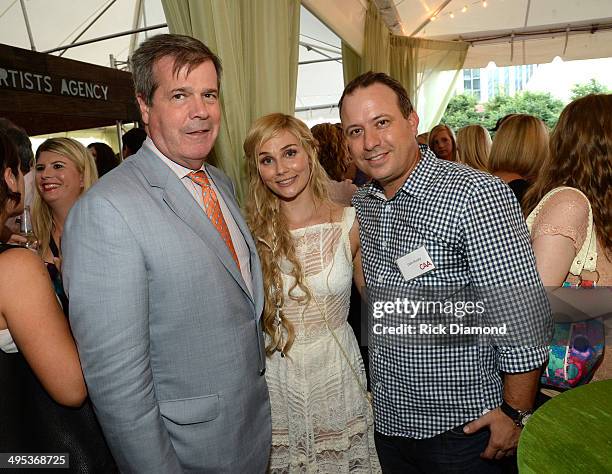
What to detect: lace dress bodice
<box><xmin>280</xmin><ymin>208</ymin><xmax>354</xmax><ymax>340</ymax></box>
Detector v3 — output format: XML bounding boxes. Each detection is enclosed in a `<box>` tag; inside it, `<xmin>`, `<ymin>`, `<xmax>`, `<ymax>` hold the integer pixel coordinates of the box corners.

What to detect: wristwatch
<box><xmin>500</xmin><ymin>401</ymin><xmax>533</xmax><ymax>428</ymax></box>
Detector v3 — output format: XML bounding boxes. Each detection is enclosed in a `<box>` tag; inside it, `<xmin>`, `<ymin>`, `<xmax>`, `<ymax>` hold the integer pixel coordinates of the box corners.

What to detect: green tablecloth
<box><xmin>518</xmin><ymin>380</ymin><xmax>612</xmax><ymax>473</ymax></box>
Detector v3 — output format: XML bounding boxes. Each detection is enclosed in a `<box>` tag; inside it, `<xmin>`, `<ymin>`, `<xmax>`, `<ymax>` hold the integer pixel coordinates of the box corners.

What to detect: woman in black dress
<box><xmin>0</xmin><ymin>131</ymin><xmax>116</xmax><ymax>473</ymax></box>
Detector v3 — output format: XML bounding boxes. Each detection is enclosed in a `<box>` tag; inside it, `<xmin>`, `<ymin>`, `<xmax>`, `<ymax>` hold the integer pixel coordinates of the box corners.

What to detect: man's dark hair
<box><xmin>122</xmin><ymin>128</ymin><xmax>147</xmax><ymax>157</ymax></box>
<box><xmin>338</xmin><ymin>71</ymin><xmax>414</xmax><ymax>119</ymax></box>
<box><xmin>0</xmin><ymin>118</ymin><xmax>33</xmax><ymax>173</ymax></box>
<box><xmin>130</xmin><ymin>34</ymin><xmax>223</xmax><ymax>106</ymax></box>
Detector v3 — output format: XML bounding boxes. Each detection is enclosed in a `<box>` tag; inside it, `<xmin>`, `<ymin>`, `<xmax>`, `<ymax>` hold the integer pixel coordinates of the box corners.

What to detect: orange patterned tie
<box><xmin>188</xmin><ymin>170</ymin><xmax>240</xmax><ymax>269</ymax></box>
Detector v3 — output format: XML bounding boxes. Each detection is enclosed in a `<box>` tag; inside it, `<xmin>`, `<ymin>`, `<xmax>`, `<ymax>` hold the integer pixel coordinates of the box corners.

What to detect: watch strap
<box><xmin>500</xmin><ymin>401</ymin><xmax>532</xmax><ymax>427</ymax></box>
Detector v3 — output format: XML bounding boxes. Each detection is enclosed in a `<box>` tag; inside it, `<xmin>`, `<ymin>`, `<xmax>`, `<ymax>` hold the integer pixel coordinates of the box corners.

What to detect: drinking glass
<box><xmin>19</xmin><ymin>205</ymin><xmax>39</xmax><ymax>250</ymax></box>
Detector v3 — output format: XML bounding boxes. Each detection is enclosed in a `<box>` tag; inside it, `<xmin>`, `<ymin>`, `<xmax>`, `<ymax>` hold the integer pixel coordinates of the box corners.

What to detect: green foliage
<box><xmin>439</xmin><ymin>91</ymin><xmax>565</xmax><ymax>133</ymax></box>
<box><xmin>440</xmin><ymin>93</ymin><xmax>485</xmax><ymax>131</ymax></box>
<box><xmin>509</xmin><ymin>91</ymin><xmax>564</xmax><ymax>129</ymax></box>
<box><xmin>570</xmin><ymin>78</ymin><xmax>610</xmax><ymax>101</ymax></box>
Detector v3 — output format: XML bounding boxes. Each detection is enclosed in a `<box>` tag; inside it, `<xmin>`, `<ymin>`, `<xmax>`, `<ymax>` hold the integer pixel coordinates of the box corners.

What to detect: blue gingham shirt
<box><xmin>353</xmin><ymin>145</ymin><xmax>552</xmax><ymax>439</ymax></box>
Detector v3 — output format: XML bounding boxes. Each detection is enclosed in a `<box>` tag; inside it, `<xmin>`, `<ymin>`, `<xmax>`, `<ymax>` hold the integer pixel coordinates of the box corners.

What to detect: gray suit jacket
<box><xmin>63</xmin><ymin>145</ymin><xmax>271</xmax><ymax>473</ymax></box>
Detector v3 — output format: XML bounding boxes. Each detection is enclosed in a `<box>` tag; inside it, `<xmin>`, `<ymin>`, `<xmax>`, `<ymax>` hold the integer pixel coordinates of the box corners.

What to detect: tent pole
<box><xmin>43</xmin><ymin>24</ymin><xmax>166</xmax><ymax>54</ymax></box>
<box><xmin>410</xmin><ymin>0</ymin><xmax>453</xmax><ymax>37</ymax></box>
<box><xmin>129</xmin><ymin>0</ymin><xmax>144</xmax><ymax>57</ymax></box>
<box><xmin>19</xmin><ymin>0</ymin><xmax>36</xmax><ymax>51</ymax></box>
<box><xmin>116</xmin><ymin>121</ymin><xmax>123</xmax><ymax>161</ymax></box>
<box><xmin>58</xmin><ymin>0</ymin><xmax>118</xmax><ymax>57</ymax></box>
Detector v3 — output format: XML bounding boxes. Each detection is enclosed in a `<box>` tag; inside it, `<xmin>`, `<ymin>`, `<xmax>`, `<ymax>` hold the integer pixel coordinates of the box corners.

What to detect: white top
<box><xmin>0</xmin><ymin>328</ymin><xmax>18</xmax><ymax>353</ymax></box>
<box><xmin>143</xmin><ymin>138</ymin><xmax>253</xmax><ymax>297</ymax></box>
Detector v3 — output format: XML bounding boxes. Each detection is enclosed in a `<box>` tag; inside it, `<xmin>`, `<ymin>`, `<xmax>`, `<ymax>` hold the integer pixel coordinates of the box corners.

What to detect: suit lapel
<box><xmin>208</xmin><ymin>166</ymin><xmax>264</xmax><ymax>318</ymax></box>
<box><xmin>132</xmin><ymin>148</ymin><xmax>253</xmax><ymax>306</ymax></box>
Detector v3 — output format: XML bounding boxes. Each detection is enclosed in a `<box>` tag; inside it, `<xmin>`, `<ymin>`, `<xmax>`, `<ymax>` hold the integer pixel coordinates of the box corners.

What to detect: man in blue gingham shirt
<box><xmin>339</xmin><ymin>72</ymin><xmax>552</xmax><ymax>473</ymax></box>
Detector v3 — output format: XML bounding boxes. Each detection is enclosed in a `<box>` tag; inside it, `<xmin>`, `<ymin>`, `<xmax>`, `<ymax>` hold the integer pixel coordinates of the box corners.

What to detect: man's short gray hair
<box><xmin>130</xmin><ymin>34</ymin><xmax>222</xmax><ymax>106</ymax></box>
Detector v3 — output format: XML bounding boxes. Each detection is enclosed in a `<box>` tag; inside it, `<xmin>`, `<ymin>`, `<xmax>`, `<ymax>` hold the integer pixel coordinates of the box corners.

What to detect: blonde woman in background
<box><xmin>428</xmin><ymin>124</ymin><xmax>458</xmax><ymax>161</ymax></box>
<box><xmin>456</xmin><ymin>124</ymin><xmax>492</xmax><ymax>172</ymax></box>
<box><xmin>488</xmin><ymin>114</ymin><xmax>549</xmax><ymax>206</ymax></box>
<box><xmin>245</xmin><ymin>113</ymin><xmax>379</xmax><ymax>473</ymax></box>
<box><xmin>32</xmin><ymin>138</ymin><xmax>98</xmax><ymax>312</ymax></box>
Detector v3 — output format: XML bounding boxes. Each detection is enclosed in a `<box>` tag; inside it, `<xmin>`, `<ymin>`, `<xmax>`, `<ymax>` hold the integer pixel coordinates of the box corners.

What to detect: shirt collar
<box><xmin>143</xmin><ymin>137</ymin><xmax>207</xmax><ymax>180</ymax></box>
<box><xmin>364</xmin><ymin>144</ymin><xmax>440</xmax><ymax>201</ymax></box>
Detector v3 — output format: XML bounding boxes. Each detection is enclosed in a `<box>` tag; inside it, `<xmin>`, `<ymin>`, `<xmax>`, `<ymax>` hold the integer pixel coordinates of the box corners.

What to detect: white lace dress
<box><xmin>266</xmin><ymin>207</ymin><xmax>380</xmax><ymax>473</ymax></box>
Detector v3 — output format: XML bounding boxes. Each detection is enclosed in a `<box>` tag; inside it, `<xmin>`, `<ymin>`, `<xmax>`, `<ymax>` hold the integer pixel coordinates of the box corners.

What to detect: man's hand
<box><xmin>463</xmin><ymin>407</ymin><xmax>521</xmax><ymax>460</ymax></box>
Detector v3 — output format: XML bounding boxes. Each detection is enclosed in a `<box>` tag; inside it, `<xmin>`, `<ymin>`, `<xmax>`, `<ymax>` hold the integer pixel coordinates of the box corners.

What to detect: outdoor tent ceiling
<box><xmin>303</xmin><ymin>0</ymin><xmax>612</xmax><ymax>67</ymax></box>
<box><xmin>3</xmin><ymin>0</ymin><xmax>611</xmax><ymax>70</ymax></box>
<box><xmin>0</xmin><ymin>0</ymin><xmax>168</xmax><ymax>68</ymax></box>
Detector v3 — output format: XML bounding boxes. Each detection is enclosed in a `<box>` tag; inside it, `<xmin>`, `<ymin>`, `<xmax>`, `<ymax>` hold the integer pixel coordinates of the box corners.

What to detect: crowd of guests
<box><xmin>0</xmin><ymin>32</ymin><xmax>610</xmax><ymax>473</ymax></box>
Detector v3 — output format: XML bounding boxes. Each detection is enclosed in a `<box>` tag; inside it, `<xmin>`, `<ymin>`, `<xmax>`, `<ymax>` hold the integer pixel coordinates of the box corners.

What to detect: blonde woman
<box><xmin>32</xmin><ymin>138</ymin><xmax>98</xmax><ymax>312</ymax></box>
<box><xmin>428</xmin><ymin>124</ymin><xmax>458</xmax><ymax>161</ymax></box>
<box><xmin>456</xmin><ymin>124</ymin><xmax>492</xmax><ymax>172</ymax></box>
<box><xmin>488</xmin><ymin>114</ymin><xmax>549</xmax><ymax>205</ymax></box>
<box><xmin>244</xmin><ymin>113</ymin><xmax>379</xmax><ymax>473</ymax></box>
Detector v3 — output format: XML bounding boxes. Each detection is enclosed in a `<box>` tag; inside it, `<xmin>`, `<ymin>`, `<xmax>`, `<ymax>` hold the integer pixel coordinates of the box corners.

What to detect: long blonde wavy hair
<box><xmin>523</xmin><ymin>94</ymin><xmax>612</xmax><ymax>256</ymax></box>
<box><xmin>244</xmin><ymin>113</ymin><xmax>330</xmax><ymax>356</ymax></box>
<box><xmin>32</xmin><ymin>138</ymin><xmax>98</xmax><ymax>259</ymax></box>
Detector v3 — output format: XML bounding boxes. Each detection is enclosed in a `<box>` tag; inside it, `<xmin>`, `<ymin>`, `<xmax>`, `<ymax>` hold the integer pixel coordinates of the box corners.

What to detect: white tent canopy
<box><xmin>303</xmin><ymin>0</ymin><xmax>612</xmax><ymax>68</ymax></box>
<box><xmin>0</xmin><ymin>0</ymin><xmax>168</xmax><ymax>69</ymax></box>
<box><xmin>2</xmin><ymin>1</ymin><xmax>611</xmax><ymax>70</ymax></box>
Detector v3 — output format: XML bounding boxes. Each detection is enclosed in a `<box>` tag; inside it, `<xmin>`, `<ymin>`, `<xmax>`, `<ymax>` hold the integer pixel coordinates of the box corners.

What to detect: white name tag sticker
<box><xmin>396</xmin><ymin>246</ymin><xmax>435</xmax><ymax>281</ymax></box>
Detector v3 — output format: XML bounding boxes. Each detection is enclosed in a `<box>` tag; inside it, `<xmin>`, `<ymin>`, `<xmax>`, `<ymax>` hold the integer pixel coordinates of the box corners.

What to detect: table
<box><xmin>518</xmin><ymin>379</ymin><xmax>612</xmax><ymax>472</ymax></box>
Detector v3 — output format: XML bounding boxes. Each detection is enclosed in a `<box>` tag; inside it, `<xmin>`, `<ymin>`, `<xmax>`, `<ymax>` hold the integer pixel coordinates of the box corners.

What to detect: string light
<box><xmin>428</xmin><ymin>0</ymin><xmax>491</xmax><ymax>23</ymax></box>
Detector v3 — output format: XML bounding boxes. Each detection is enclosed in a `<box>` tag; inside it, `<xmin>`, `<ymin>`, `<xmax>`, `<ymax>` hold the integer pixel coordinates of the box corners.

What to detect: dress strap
<box><xmin>341</xmin><ymin>207</ymin><xmax>356</xmax><ymax>234</ymax></box>
<box><xmin>0</xmin><ymin>243</ymin><xmax>21</xmax><ymax>254</ymax></box>
<box><xmin>49</xmin><ymin>237</ymin><xmax>60</xmax><ymax>258</ymax></box>
<box><xmin>340</xmin><ymin>207</ymin><xmax>356</xmax><ymax>263</ymax></box>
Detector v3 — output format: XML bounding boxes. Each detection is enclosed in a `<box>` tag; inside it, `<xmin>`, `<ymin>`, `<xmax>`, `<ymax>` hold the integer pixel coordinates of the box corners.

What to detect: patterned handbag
<box><xmin>527</xmin><ymin>187</ymin><xmax>605</xmax><ymax>390</ymax></box>
<box><xmin>541</xmin><ymin>293</ymin><xmax>605</xmax><ymax>389</ymax></box>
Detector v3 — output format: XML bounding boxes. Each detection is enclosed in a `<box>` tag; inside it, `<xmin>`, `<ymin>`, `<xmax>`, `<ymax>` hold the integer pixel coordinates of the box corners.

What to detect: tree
<box><xmin>438</xmin><ymin>93</ymin><xmax>485</xmax><ymax>131</ymax></box>
<box><xmin>506</xmin><ymin>91</ymin><xmax>564</xmax><ymax>129</ymax></box>
<box><xmin>439</xmin><ymin>91</ymin><xmax>564</xmax><ymax>132</ymax></box>
<box><xmin>570</xmin><ymin>79</ymin><xmax>610</xmax><ymax>101</ymax></box>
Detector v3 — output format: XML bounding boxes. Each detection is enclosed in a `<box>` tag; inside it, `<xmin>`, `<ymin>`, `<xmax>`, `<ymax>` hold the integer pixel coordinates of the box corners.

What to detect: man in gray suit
<box><xmin>62</xmin><ymin>34</ymin><xmax>271</xmax><ymax>473</ymax></box>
